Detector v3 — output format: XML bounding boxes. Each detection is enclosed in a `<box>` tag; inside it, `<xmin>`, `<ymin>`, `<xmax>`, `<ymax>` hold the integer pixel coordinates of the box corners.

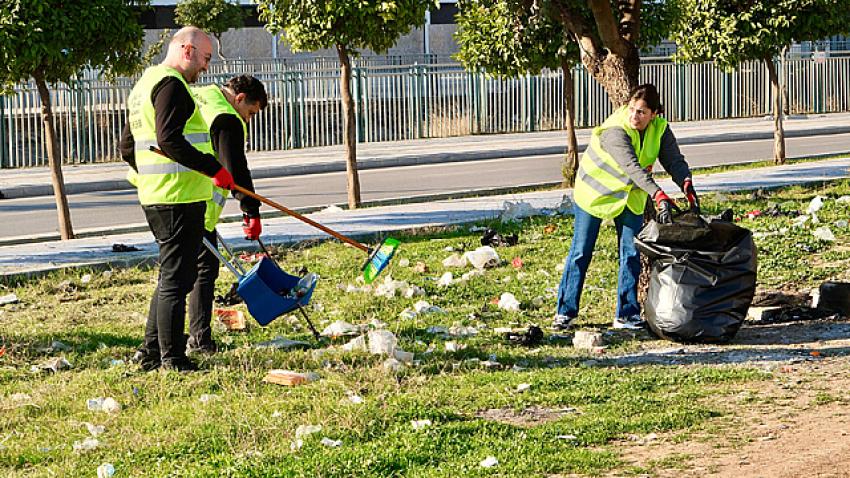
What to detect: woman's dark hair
<box><xmin>226</xmin><ymin>74</ymin><xmax>268</xmax><ymax>110</ymax></box>
<box><xmin>629</xmin><ymin>83</ymin><xmax>663</xmax><ymax>114</ymax></box>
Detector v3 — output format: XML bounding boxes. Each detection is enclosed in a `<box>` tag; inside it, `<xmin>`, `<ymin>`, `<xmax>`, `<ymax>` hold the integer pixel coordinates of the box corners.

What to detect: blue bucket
<box><xmin>236</xmin><ymin>257</ymin><xmax>318</xmax><ymax>326</ymax></box>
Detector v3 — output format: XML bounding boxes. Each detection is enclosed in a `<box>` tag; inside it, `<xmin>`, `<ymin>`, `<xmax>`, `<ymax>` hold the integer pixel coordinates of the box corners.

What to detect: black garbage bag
<box><xmin>635</xmin><ymin>213</ymin><xmax>757</xmax><ymax>343</ymax></box>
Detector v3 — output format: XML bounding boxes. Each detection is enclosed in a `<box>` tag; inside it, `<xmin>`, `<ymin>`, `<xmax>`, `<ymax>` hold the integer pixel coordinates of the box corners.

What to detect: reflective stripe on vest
<box><xmin>191</xmin><ymin>85</ymin><xmax>248</xmax><ymax>232</ymax></box>
<box><xmin>573</xmin><ymin>106</ymin><xmax>668</xmax><ymax>220</ymax></box>
<box><xmin>127</xmin><ymin>65</ymin><xmax>212</xmax><ymax>206</ymax></box>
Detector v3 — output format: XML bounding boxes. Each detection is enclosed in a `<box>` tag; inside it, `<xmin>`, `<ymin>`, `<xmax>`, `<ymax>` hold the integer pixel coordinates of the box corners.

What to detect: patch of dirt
<box><xmin>587</xmin><ymin>319</ymin><xmax>850</xmax><ymax>477</ymax></box>
<box><xmin>476</xmin><ymin>406</ymin><xmax>577</xmax><ymax>428</ymax></box>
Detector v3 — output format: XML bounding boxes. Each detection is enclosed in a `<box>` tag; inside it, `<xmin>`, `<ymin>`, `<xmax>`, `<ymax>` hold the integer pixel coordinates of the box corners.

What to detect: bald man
<box><xmin>120</xmin><ymin>27</ymin><xmax>235</xmax><ymax>372</ymax></box>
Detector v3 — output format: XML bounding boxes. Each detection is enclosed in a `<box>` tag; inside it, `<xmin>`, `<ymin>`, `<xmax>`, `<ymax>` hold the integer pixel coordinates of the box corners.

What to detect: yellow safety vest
<box><xmin>573</xmin><ymin>106</ymin><xmax>668</xmax><ymax>220</ymax></box>
<box><xmin>126</xmin><ymin>65</ymin><xmax>212</xmax><ymax>205</ymax></box>
<box><xmin>192</xmin><ymin>85</ymin><xmax>249</xmax><ymax>232</ymax></box>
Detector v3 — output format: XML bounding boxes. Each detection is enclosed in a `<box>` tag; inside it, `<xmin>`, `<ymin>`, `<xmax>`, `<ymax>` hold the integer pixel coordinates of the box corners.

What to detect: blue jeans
<box><xmin>556</xmin><ymin>204</ymin><xmax>643</xmax><ymax>319</ymax></box>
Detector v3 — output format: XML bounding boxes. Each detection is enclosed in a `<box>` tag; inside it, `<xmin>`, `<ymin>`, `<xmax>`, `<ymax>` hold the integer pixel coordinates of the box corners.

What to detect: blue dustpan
<box><xmin>203</xmin><ymin>235</ymin><xmax>321</xmax><ymax>338</ymax></box>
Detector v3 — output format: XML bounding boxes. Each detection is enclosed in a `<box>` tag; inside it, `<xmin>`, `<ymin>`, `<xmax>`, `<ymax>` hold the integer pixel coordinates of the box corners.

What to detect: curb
<box><xmin>3</xmin><ymin>125</ymin><xmax>850</xmax><ymax>199</ymax></box>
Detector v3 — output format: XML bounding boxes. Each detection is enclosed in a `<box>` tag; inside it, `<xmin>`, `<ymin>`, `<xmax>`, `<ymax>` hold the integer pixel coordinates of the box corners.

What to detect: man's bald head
<box><xmin>162</xmin><ymin>26</ymin><xmax>212</xmax><ymax>84</ymax></box>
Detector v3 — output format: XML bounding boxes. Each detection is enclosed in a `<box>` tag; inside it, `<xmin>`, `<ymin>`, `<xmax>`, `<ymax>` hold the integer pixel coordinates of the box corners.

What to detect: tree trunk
<box><xmin>580</xmin><ymin>49</ymin><xmax>640</xmax><ymax>107</ymax></box>
<box><xmin>337</xmin><ymin>44</ymin><xmax>361</xmax><ymax>209</ymax></box>
<box><xmin>561</xmin><ymin>59</ymin><xmax>579</xmax><ymax>187</ymax></box>
<box><xmin>34</xmin><ymin>73</ymin><xmax>74</xmax><ymax>240</ymax></box>
<box><xmin>764</xmin><ymin>57</ymin><xmax>786</xmax><ymax>165</ymax></box>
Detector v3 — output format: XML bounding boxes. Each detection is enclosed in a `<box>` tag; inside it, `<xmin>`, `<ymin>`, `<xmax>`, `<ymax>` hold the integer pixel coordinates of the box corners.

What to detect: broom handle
<box><xmin>147</xmin><ymin>147</ymin><xmax>368</xmax><ymax>252</ymax></box>
<box><xmin>232</xmin><ymin>184</ymin><xmax>368</xmax><ymax>252</ymax></box>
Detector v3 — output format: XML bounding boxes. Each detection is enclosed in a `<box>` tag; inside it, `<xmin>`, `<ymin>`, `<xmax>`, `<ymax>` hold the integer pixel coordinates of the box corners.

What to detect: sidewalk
<box><xmin>3</xmin><ymin>156</ymin><xmax>850</xmax><ymax>280</ymax></box>
<box><xmin>2</xmin><ymin>113</ymin><xmax>850</xmax><ymax>199</ymax></box>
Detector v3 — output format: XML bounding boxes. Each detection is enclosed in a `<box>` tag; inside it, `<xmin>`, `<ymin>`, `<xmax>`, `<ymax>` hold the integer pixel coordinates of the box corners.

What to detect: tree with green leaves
<box><xmin>0</xmin><ymin>0</ymin><xmax>146</xmax><ymax>240</ymax></box>
<box><xmin>455</xmin><ymin>0</ymin><xmax>581</xmax><ymax>185</ymax></box>
<box><xmin>673</xmin><ymin>0</ymin><xmax>850</xmax><ymax>164</ymax></box>
<box><xmin>175</xmin><ymin>0</ymin><xmax>246</xmax><ymax>60</ymax></box>
<box><xmin>540</xmin><ymin>0</ymin><xmax>678</xmax><ymax>106</ymax></box>
<box><xmin>258</xmin><ymin>0</ymin><xmax>438</xmax><ymax>209</ymax></box>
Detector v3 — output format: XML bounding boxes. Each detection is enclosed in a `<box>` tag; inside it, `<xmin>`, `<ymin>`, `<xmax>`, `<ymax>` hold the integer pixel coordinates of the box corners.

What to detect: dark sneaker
<box><xmin>161</xmin><ymin>357</ymin><xmax>199</xmax><ymax>373</ymax></box>
<box><xmin>551</xmin><ymin>315</ymin><xmax>574</xmax><ymax>331</ymax></box>
<box><xmin>131</xmin><ymin>349</ymin><xmax>161</xmax><ymax>371</ymax></box>
<box><xmin>186</xmin><ymin>338</ymin><xmax>218</xmax><ymax>355</ymax></box>
<box><xmin>613</xmin><ymin>315</ymin><xmax>646</xmax><ymax>330</ymax></box>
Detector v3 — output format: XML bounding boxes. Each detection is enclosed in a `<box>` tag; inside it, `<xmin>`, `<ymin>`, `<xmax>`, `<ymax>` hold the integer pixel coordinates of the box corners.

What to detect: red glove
<box><xmin>682</xmin><ymin>178</ymin><xmax>700</xmax><ymax>214</ymax></box>
<box><xmin>242</xmin><ymin>213</ymin><xmax>262</xmax><ymax>240</ymax></box>
<box><xmin>211</xmin><ymin>167</ymin><xmax>235</xmax><ymax>190</ymax></box>
<box><xmin>653</xmin><ymin>190</ymin><xmax>677</xmax><ymax>224</ymax></box>
<box><xmin>653</xmin><ymin>190</ymin><xmax>672</xmax><ymax>207</ymax></box>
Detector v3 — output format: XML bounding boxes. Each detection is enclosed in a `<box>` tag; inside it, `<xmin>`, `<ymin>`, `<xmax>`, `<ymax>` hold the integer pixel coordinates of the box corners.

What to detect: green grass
<box><xmin>3</xmin><ymin>179</ymin><xmax>850</xmax><ymax>476</ymax></box>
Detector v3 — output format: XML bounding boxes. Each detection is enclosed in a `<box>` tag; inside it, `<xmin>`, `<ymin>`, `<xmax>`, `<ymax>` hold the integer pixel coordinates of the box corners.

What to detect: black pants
<box><xmin>188</xmin><ymin>228</ymin><xmax>219</xmax><ymax>348</ymax></box>
<box><xmin>142</xmin><ymin>202</ymin><xmax>206</xmax><ymax>361</ymax></box>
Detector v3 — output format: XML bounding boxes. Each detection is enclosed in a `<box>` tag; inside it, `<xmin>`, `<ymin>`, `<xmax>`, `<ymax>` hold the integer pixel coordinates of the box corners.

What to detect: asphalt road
<box><xmin>4</xmin><ymin>133</ymin><xmax>850</xmax><ymax>240</ymax></box>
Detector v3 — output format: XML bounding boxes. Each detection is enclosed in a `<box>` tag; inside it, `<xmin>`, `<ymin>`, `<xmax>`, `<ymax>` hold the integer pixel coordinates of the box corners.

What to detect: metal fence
<box><xmin>2</xmin><ymin>56</ymin><xmax>850</xmax><ymax>168</ymax></box>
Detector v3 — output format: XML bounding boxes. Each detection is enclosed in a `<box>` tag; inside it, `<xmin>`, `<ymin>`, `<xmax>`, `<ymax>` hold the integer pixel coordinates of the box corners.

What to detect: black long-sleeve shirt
<box><xmin>119</xmin><ymin>76</ymin><xmax>222</xmax><ymax>177</ymax></box>
<box><xmin>599</xmin><ymin>127</ymin><xmax>692</xmax><ymax>197</ymax></box>
<box><xmin>210</xmin><ymin>114</ymin><xmax>261</xmax><ymax>217</ymax></box>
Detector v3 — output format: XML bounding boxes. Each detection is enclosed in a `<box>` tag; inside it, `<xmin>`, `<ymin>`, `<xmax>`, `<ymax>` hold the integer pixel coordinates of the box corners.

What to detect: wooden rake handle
<box><xmin>232</xmin><ymin>184</ymin><xmax>368</xmax><ymax>253</ymax></box>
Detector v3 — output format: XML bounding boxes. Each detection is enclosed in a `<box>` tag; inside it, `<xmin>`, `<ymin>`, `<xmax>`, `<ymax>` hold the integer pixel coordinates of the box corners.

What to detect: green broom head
<box><xmin>362</xmin><ymin>237</ymin><xmax>400</xmax><ymax>284</ymax></box>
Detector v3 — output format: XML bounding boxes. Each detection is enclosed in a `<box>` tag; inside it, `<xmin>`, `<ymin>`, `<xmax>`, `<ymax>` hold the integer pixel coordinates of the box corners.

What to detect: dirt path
<box><xmin>604</xmin><ymin>319</ymin><xmax>850</xmax><ymax>477</ymax></box>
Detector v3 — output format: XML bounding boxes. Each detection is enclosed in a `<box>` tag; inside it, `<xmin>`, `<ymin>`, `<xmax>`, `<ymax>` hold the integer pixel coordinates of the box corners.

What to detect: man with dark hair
<box><xmin>120</xmin><ymin>27</ymin><xmax>235</xmax><ymax>372</ymax></box>
<box><xmin>186</xmin><ymin>74</ymin><xmax>269</xmax><ymax>354</ymax></box>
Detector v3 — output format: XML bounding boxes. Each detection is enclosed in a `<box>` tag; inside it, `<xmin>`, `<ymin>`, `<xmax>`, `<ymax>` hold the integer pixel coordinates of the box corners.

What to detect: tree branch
<box><xmin>551</xmin><ymin>0</ymin><xmax>600</xmax><ymax>59</ymax></box>
<box><xmin>587</xmin><ymin>0</ymin><xmax>628</xmax><ymax>57</ymax></box>
<box><xmin>619</xmin><ymin>0</ymin><xmax>641</xmax><ymax>44</ymax></box>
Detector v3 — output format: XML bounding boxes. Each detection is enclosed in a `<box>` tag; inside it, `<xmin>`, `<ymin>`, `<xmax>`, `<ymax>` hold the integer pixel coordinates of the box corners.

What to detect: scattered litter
<box><xmin>262</xmin><ymin>370</ymin><xmax>319</xmax><ymax>386</ymax></box>
<box><xmin>84</xmin><ymin>423</ymin><xmax>105</xmax><ymax>437</ymax></box>
<box><xmin>111</xmin><ymin>243</ymin><xmax>140</xmax><ymax>252</ymax></box>
<box><xmin>393</xmin><ymin>349</ymin><xmax>415</xmax><ymax>364</ymax></box>
<box><xmin>501</xmin><ymin>201</ymin><xmax>539</xmax><ymax>223</ymax></box>
<box><xmin>10</xmin><ymin>392</ymin><xmax>31</xmax><ymax>402</ymax></box>
<box><xmin>411</xmin><ymin>262</ymin><xmax>430</xmax><ymax>275</ymax></box>
<box><xmin>295</xmin><ymin>424</ymin><xmax>322</xmax><ymax>439</ymax></box>
<box><xmin>792</xmin><ymin>215</ymin><xmax>810</xmax><ymax>227</ymax></box>
<box><xmin>80</xmin><ymin>274</ymin><xmax>92</xmax><ymax>284</ymax></box>
<box><xmin>37</xmin><ymin>357</ymin><xmax>72</xmax><ymax>373</ymax></box>
<box><xmin>511</xmin><ymin>257</ymin><xmax>523</xmax><ymax>269</ymax></box>
<box><xmin>369</xmin><ymin>318</ymin><xmax>388</xmax><ymax>329</ymax></box>
<box><xmin>837</xmin><ymin>195</ymin><xmax>850</xmax><ymax>204</ymax></box>
<box><xmin>411</xmin><ymin>419</ymin><xmax>432</xmax><ymax>430</ymax></box>
<box><xmin>426</xmin><ymin>326</ymin><xmax>448</xmax><ymax>335</ymax></box>
<box><xmin>0</xmin><ymin>293</ymin><xmax>18</xmax><ymax>306</ymax></box>
<box><xmin>96</xmin><ymin>463</ymin><xmax>115</xmax><ymax>478</ymax></box>
<box><xmin>445</xmin><ymin>342</ymin><xmax>466</xmax><ymax>352</ymax></box>
<box><xmin>290</xmin><ymin>439</ymin><xmax>303</xmax><ymax>451</ymax></box>
<box><xmin>480</xmin><ymin>456</ymin><xmax>499</xmax><ymax>468</ymax></box>
<box><xmin>516</xmin><ymin>383</ymin><xmax>531</xmax><ymax>393</ymax></box>
<box><xmin>497</xmin><ymin>292</ymin><xmax>520</xmax><ymax>312</ymax></box>
<box><xmin>382</xmin><ymin>358</ymin><xmax>404</xmax><ymax>372</ymax></box>
<box><xmin>443</xmin><ymin>246</ymin><xmax>454</xmax><ymax>252</ymax></box>
<box><xmin>557</xmin><ymin>195</ymin><xmax>574</xmax><ymax>215</ymax></box>
<box><xmin>346</xmin><ymin>392</ymin><xmax>364</xmax><ymax>404</ymax></box>
<box><xmin>414</xmin><ymin>300</ymin><xmax>444</xmax><ymax>314</ymax></box>
<box><xmin>50</xmin><ymin>340</ymin><xmax>71</xmax><ymax>352</ymax></box>
<box><xmin>464</xmin><ymin>246</ymin><xmax>500</xmax><ymax>270</ymax></box>
<box><xmin>481</xmin><ymin>360</ymin><xmax>501</xmax><ymax>369</ymax></box>
<box><xmin>398</xmin><ymin>258</ymin><xmax>410</xmax><ymax>267</ymax></box>
<box><xmin>215</xmin><ymin>308</ymin><xmax>247</xmax><ymax>331</ymax></box>
<box><xmin>320</xmin><ymin>320</ymin><xmax>361</xmax><ymax>338</ymax></box>
<box><xmin>573</xmin><ymin>331</ymin><xmax>605</xmax><ymax>349</ymax></box>
<box><xmin>341</xmin><ymin>335</ymin><xmax>368</xmax><ymax>352</ymax></box>
<box><xmin>448</xmin><ymin>325</ymin><xmax>478</xmax><ymax>337</ymax></box>
<box><xmin>374</xmin><ymin>276</ymin><xmax>422</xmax><ymax>298</ymax></box>
<box><xmin>87</xmin><ymin>397</ymin><xmax>121</xmax><ymax>414</ymax></box>
<box><xmin>255</xmin><ymin>336</ymin><xmax>310</xmax><ymax>350</ymax></box>
<box><xmin>505</xmin><ymin>326</ymin><xmax>543</xmax><ymax>346</ymax></box>
<box><xmin>555</xmin><ymin>262</ymin><xmax>565</xmax><ymax>272</ymax></box>
<box><xmin>109</xmin><ymin>359</ymin><xmax>124</xmax><ymax>367</ymax></box>
<box><xmin>368</xmin><ymin>330</ymin><xmax>398</xmax><ymax>355</ymax></box>
<box><xmin>480</xmin><ymin>228</ymin><xmax>519</xmax><ymax>247</ymax></box>
<box><xmin>398</xmin><ymin>309</ymin><xmax>417</xmax><ymax>320</ymax></box>
<box><xmin>813</xmin><ymin>226</ymin><xmax>836</xmax><ymax>242</ymax></box>
<box><xmin>459</xmin><ymin>269</ymin><xmax>484</xmax><ymax>282</ymax></box>
<box><xmin>437</xmin><ymin>272</ymin><xmax>453</xmax><ymax>287</ymax></box>
<box><xmin>199</xmin><ymin>394</ymin><xmax>219</xmax><ymax>403</ymax></box>
<box><xmin>835</xmin><ymin>220</ymin><xmax>849</xmax><ymax>228</ymax></box>
<box><xmin>73</xmin><ymin>437</ymin><xmax>100</xmax><ymax>452</ymax></box>
<box><xmin>544</xmin><ymin>224</ymin><xmax>558</xmax><ymax>234</ymax></box>
<box><xmin>441</xmin><ymin>254</ymin><xmax>467</xmax><ymax>268</ymax></box>
<box><xmin>531</xmin><ymin>296</ymin><xmax>545</xmax><ymax>308</ymax></box>
<box><xmin>320</xmin><ymin>437</ymin><xmax>342</xmax><ymax>447</ymax></box>
<box><xmin>318</xmin><ymin>205</ymin><xmax>344</xmax><ymax>214</ymax></box>
<box><xmin>557</xmin><ymin>434</ymin><xmax>577</xmax><ymax>441</ymax></box>
<box><xmin>807</xmin><ymin>196</ymin><xmax>825</xmax><ymax>214</ymax></box>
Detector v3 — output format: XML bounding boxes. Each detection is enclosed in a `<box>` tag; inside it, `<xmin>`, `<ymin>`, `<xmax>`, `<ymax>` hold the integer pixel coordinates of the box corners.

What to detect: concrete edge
<box><xmin>3</xmin><ymin>125</ymin><xmax>850</xmax><ymax>200</ymax></box>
